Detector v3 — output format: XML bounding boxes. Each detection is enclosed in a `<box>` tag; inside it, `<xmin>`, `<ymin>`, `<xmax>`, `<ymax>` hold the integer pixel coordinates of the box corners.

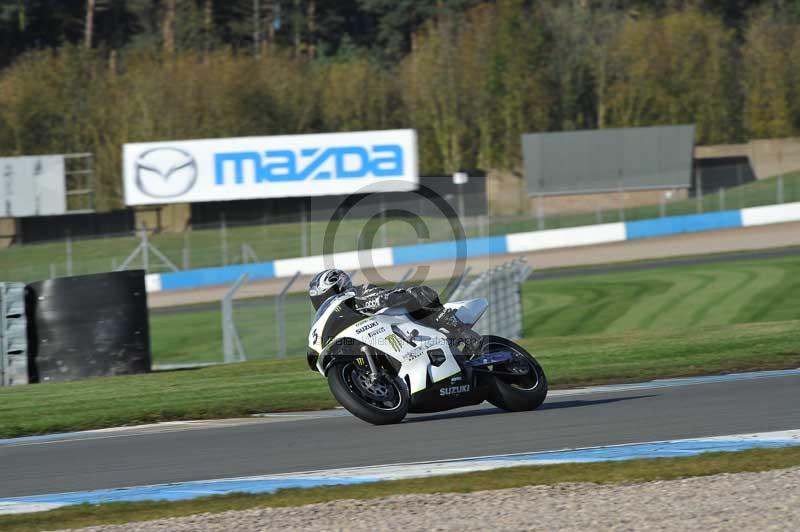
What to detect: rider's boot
<box><xmin>433</xmin><ymin>308</ymin><xmax>483</xmax><ymax>355</ymax></box>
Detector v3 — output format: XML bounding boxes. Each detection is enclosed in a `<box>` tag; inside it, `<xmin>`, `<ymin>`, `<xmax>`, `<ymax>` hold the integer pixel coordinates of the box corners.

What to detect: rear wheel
<box><xmin>482</xmin><ymin>336</ymin><xmax>548</xmax><ymax>412</ymax></box>
<box><xmin>327</xmin><ymin>361</ymin><xmax>409</xmax><ymax>425</ymax></box>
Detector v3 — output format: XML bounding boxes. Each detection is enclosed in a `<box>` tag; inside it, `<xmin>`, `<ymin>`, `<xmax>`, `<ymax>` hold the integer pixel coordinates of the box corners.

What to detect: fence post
<box><xmin>536</xmin><ymin>195</ymin><xmax>544</xmax><ymax>230</ymax></box>
<box><xmin>695</xmin><ymin>169</ymin><xmax>703</xmax><ymax>214</ymax></box>
<box><xmin>719</xmin><ymin>187</ymin><xmax>725</xmax><ymax>211</ymax></box>
<box><xmin>222</xmin><ymin>273</ymin><xmax>249</xmax><ymax>363</ymax></box>
<box><xmin>276</xmin><ymin>271</ymin><xmax>301</xmax><ymax>358</ymax></box>
<box><xmin>141</xmin><ymin>224</ymin><xmax>150</xmax><ymax>272</ymax></box>
<box><xmin>182</xmin><ymin>227</ymin><xmax>191</xmax><ymax>270</ymax></box>
<box><xmin>220</xmin><ymin>213</ymin><xmax>228</xmax><ymax>267</ymax></box>
<box><xmin>380</xmin><ymin>194</ymin><xmax>388</xmax><ymax>247</ymax></box>
<box><xmin>300</xmin><ymin>202</ymin><xmax>308</xmax><ymax>257</ymax></box>
<box><xmin>778</xmin><ymin>175</ymin><xmax>785</xmax><ymax>204</ymax></box>
<box><xmin>397</xmin><ymin>268</ymin><xmax>414</xmax><ymax>288</ymax></box>
<box><xmin>65</xmin><ymin>230</ymin><xmax>73</xmax><ymax>276</ymax></box>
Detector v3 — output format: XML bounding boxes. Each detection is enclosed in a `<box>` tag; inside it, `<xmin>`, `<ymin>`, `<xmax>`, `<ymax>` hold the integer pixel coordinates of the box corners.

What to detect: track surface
<box><xmin>2</xmin><ymin>374</ymin><xmax>799</xmax><ymax>498</ymax></box>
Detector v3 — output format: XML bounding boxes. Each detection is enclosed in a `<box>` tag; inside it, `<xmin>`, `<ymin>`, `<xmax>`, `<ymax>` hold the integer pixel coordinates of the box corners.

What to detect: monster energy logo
<box><xmin>385</xmin><ymin>334</ymin><xmax>402</xmax><ymax>352</ymax></box>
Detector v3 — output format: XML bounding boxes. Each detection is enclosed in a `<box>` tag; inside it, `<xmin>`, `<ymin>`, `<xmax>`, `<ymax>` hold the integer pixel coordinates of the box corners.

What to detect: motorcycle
<box><xmin>307</xmin><ymin>292</ymin><xmax>548</xmax><ymax>425</ymax></box>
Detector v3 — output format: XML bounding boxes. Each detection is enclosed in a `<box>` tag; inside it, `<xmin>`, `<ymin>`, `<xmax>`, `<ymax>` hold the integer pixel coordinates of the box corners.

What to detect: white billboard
<box><xmin>0</xmin><ymin>155</ymin><xmax>67</xmax><ymax>217</ymax></box>
<box><xmin>122</xmin><ymin>129</ymin><xmax>418</xmax><ymax>206</ymax></box>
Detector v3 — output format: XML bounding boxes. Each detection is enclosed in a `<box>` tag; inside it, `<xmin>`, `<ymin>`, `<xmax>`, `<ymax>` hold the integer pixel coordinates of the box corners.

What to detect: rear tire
<box><xmin>327</xmin><ymin>362</ymin><xmax>409</xmax><ymax>425</ymax></box>
<box><xmin>483</xmin><ymin>336</ymin><xmax>548</xmax><ymax>412</ymax></box>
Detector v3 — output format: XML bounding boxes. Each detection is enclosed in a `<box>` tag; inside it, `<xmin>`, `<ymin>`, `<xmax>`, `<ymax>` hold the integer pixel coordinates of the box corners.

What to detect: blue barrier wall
<box><xmin>625</xmin><ymin>210</ymin><xmax>742</xmax><ymax>240</ymax></box>
<box><xmin>391</xmin><ymin>236</ymin><xmax>507</xmax><ymax>265</ymax></box>
<box><xmin>160</xmin><ymin>262</ymin><xmax>276</xmax><ymax>291</ymax></box>
<box><xmin>149</xmin><ymin>202</ymin><xmax>799</xmax><ymax>292</ymax></box>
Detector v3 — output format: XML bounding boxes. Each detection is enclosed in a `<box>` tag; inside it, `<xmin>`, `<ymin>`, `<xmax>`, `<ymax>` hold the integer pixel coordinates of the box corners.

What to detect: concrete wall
<box><xmin>134</xmin><ymin>204</ymin><xmax>191</xmax><ymax>233</ymax></box>
<box><xmin>695</xmin><ymin>138</ymin><xmax>800</xmax><ymax>180</ymax></box>
<box><xmin>0</xmin><ymin>218</ymin><xmax>16</xmax><ymax>249</ymax></box>
<box><xmin>526</xmin><ymin>188</ymin><xmax>688</xmax><ymax>216</ymax></box>
<box><xmin>486</xmin><ymin>170</ymin><xmax>687</xmax><ymax>216</ymax></box>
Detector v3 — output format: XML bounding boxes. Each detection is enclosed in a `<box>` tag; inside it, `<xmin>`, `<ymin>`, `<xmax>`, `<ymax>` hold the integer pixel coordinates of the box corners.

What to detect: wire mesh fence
<box><xmin>218</xmin><ymin>259</ymin><xmax>531</xmax><ymax>363</ymax></box>
<box><xmin>448</xmin><ymin>258</ymin><xmax>532</xmax><ymax>341</ymax></box>
<box><xmin>2</xmin><ymin>166</ymin><xmax>800</xmax><ymax>284</ymax></box>
<box><xmin>220</xmin><ymin>270</ymin><xmax>464</xmax><ymax>362</ymax></box>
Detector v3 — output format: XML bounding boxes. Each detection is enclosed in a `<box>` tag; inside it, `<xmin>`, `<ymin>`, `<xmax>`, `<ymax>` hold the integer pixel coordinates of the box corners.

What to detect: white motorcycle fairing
<box><xmin>309</xmin><ymin>293</ymin><xmax>487</xmax><ymax>396</ymax></box>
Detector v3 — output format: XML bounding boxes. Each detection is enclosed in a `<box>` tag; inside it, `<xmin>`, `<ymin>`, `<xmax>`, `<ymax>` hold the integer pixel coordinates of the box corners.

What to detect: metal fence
<box><xmin>221</xmin><ymin>271</ymin><xmax>315</xmax><ymax>362</ymax></box>
<box><xmin>1</xmin><ymin>165</ymin><xmax>800</xmax><ymax>283</ymax></box>
<box><xmin>448</xmin><ymin>258</ymin><xmax>532</xmax><ymax>341</ymax></box>
<box><xmin>218</xmin><ymin>259</ymin><xmax>531</xmax><ymax>363</ymax></box>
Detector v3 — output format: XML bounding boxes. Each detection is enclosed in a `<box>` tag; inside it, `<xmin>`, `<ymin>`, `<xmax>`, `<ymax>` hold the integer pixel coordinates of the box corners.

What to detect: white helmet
<box><xmin>309</xmin><ymin>269</ymin><xmax>352</xmax><ymax>310</ymax></box>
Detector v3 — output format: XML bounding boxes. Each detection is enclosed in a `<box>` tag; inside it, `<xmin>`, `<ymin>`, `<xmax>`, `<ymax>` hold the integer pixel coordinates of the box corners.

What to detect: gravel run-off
<box><xmin>64</xmin><ymin>466</ymin><xmax>800</xmax><ymax>531</ymax></box>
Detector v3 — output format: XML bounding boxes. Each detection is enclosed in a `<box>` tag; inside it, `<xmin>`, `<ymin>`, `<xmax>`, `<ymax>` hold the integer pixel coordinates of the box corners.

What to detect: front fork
<box><xmin>360</xmin><ymin>345</ymin><xmax>380</xmax><ymax>381</ymax></box>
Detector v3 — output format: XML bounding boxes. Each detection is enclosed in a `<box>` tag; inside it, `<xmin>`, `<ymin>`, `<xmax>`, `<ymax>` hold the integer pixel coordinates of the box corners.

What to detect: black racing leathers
<box><xmin>353</xmin><ymin>284</ymin><xmax>439</xmax><ymax>314</ymax></box>
<box><xmin>351</xmin><ymin>284</ymin><xmax>458</xmax><ymax>330</ymax></box>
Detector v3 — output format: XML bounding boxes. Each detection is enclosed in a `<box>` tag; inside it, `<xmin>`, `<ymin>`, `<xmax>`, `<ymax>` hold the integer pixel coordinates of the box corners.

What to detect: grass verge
<box><xmin>150</xmin><ymin>253</ymin><xmax>800</xmax><ymax>365</ymax></box>
<box><xmin>2</xmin><ymin>446</ymin><xmax>800</xmax><ymax>532</ymax></box>
<box><xmin>1</xmin><ymin>319</ymin><xmax>798</xmax><ymax>438</ymax></box>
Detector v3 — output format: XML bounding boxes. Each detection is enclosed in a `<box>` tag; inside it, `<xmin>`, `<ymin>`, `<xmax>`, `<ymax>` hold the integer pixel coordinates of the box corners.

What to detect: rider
<box><xmin>308</xmin><ymin>268</ymin><xmax>465</xmax><ymax>333</ymax></box>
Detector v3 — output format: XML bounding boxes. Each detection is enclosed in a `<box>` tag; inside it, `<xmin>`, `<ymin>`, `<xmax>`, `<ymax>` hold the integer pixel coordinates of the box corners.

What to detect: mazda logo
<box><xmin>135</xmin><ymin>147</ymin><xmax>197</xmax><ymax>198</ymax></box>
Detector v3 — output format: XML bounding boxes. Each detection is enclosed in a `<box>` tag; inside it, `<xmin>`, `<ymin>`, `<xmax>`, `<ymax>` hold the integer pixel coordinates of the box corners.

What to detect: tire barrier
<box><xmin>25</xmin><ymin>270</ymin><xmax>151</xmax><ymax>383</ymax></box>
<box><xmin>0</xmin><ymin>282</ymin><xmax>28</xmax><ymax>386</ymax></box>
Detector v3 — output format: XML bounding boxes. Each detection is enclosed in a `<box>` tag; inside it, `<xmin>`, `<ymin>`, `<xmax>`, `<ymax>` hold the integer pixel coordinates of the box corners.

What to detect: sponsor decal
<box><xmin>402</xmin><ymin>348</ymin><xmax>425</xmax><ymax>362</ymax></box>
<box><xmin>123</xmin><ymin>130</ymin><xmax>417</xmax><ymax>206</ymax></box>
<box><xmin>385</xmin><ymin>334</ymin><xmax>402</xmax><ymax>353</ymax></box>
<box><xmin>311</xmin><ymin>329</ymin><xmax>319</xmax><ymax>345</ymax></box>
<box><xmin>214</xmin><ymin>145</ymin><xmax>404</xmax><ymax>185</ymax></box>
<box><xmin>135</xmin><ymin>147</ymin><xmax>198</xmax><ymax>198</ymax></box>
<box><xmin>440</xmin><ymin>384</ymin><xmax>471</xmax><ymax>396</ymax></box>
<box><xmin>355</xmin><ymin>321</ymin><xmax>378</xmax><ymax>335</ymax></box>
<box><xmin>367</xmin><ymin>327</ymin><xmax>386</xmax><ymax>338</ymax></box>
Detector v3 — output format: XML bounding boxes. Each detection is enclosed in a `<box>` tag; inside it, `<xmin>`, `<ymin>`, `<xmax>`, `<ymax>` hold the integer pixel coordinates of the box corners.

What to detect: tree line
<box><xmin>1</xmin><ymin>0</ymin><xmax>800</xmax><ymax>209</ymax></box>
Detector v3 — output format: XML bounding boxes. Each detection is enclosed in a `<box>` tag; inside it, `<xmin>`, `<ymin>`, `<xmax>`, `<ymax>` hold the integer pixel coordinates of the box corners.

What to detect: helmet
<box><xmin>309</xmin><ymin>269</ymin><xmax>352</xmax><ymax>310</ymax></box>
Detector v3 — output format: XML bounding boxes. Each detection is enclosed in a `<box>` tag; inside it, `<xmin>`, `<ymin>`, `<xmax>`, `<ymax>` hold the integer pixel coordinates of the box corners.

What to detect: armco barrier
<box><xmin>145</xmin><ymin>201</ymin><xmax>800</xmax><ymax>293</ymax></box>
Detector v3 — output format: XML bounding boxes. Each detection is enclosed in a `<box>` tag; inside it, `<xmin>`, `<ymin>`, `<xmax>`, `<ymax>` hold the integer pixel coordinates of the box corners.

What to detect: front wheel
<box><xmin>482</xmin><ymin>336</ymin><xmax>548</xmax><ymax>412</ymax></box>
<box><xmin>327</xmin><ymin>362</ymin><xmax>409</xmax><ymax>425</ymax></box>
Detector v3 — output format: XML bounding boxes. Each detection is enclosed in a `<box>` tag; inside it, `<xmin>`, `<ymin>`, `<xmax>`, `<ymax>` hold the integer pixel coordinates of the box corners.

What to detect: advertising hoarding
<box><xmin>0</xmin><ymin>155</ymin><xmax>67</xmax><ymax>217</ymax></box>
<box><xmin>123</xmin><ymin>129</ymin><xmax>419</xmax><ymax>206</ymax></box>
<box><xmin>523</xmin><ymin>125</ymin><xmax>695</xmax><ymax>195</ymax></box>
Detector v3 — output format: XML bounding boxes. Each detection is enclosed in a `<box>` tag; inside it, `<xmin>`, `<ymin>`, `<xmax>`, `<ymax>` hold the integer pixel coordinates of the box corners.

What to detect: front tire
<box><xmin>483</xmin><ymin>336</ymin><xmax>548</xmax><ymax>412</ymax></box>
<box><xmin>327</xmin><ymin>362</ymin><xmax>409</xmax><ymax>425</ymax></box>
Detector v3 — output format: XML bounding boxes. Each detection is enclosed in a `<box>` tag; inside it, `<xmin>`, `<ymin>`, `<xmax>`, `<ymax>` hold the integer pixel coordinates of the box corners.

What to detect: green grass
<box><xmin>2</xmin><ymin>446</ymin><xmax>799</xmax><ymax>532</ymax></box>
<box><xmin>522</xmin><ymin>254</ymin><xmax>800</xmax><ymax>338</ymax></box>
<box><xmin>2</xmin><ymin>253</ymin><xmax>799</xmax><ymax>437</ymax></box>
<box><xmin>150</xmin><ymin>254</ymin><xmax>800</xmax><ymax>364</ymax></box>
<box><xmin>3</xmin><ymin>319</ymin><xmax>798</xmax><ymax>438</ymax></box>
<box><xmin>2</xmin><ymin>172</ymin><xmax>800</xmax><ymax>283</ymax></box>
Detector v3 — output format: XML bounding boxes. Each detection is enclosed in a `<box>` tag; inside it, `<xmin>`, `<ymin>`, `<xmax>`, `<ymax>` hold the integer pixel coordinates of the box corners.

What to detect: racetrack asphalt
<box><xmin>1</xmin><ymin>372</ymin><xmax>798</xmax><ymax>498</ymax></box>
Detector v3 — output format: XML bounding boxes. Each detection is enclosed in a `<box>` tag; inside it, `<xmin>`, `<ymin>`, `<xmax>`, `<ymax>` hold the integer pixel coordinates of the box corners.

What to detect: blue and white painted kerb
<box><xmin>145</xmin><ymin>201</ymin><xmax>800</xmax><ymax>293</ymax></box>
<box><xmin>2</xmin><ymin>429</ymin><xmax>799</xmax><ymax>515</ymax></box>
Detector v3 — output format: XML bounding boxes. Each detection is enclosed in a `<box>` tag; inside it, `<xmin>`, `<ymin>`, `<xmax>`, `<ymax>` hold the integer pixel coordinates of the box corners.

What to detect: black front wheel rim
<box><xmin>342</xmin><ymin>364</ymin><xmax>404</xmax><ymax>411</ymax></box>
